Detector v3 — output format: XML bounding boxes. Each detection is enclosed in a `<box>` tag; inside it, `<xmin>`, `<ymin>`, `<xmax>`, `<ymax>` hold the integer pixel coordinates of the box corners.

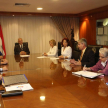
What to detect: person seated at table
<box><xmin>83</xmin><ymin>48</ymin><xmax>108</xmax><ymax>75</ymax></box>
<box><xmin>70</xmin><ymin>38</ymin><xmax>95</xmax><ymax>67</ymax></box>
<box><xmin>14</xmin><ymin>38</ymin><xmax>30</xmax><ymax>55</ymax></box>
<box><xmin>0</xmin><ymin>51</ymin><xmax>8</xmax><ymax>65</ymax></box>
<box><xmin>44</xmin><ymin>39</ymin><xmax>58</xmax><ymax>57</ymax></box>
<box><xmin>0</xmin><ymin>51</ymin><xmax>3</xmax><ymax>59</ymax></box>
<box><xmin>59</xmin><ymin>38</ymin><xmax>72</xmax><ymax>59</ymax></box>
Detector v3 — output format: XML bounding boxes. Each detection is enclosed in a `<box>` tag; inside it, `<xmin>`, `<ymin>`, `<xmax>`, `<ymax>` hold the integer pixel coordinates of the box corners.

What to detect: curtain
<box><xmin>51</xmin><ymin>17</ymin><xmax>79</xmax><ymax>41</ymax></box>
<box><xmin>0</xmin><ymin>16</ymin><xmax>63</xmax><ymax>55</ymax></box>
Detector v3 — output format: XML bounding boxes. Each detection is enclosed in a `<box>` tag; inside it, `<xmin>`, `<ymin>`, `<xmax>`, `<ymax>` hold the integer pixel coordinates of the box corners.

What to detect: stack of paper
<box><xmin>5</xmin><ymin>83</ymin><xmax>33</xmax><ymax>91</ymax></box>
<box><xmin>72</xmin><ymin>71</ymin><xmax>103</xmax><ymax>78</ymax></box>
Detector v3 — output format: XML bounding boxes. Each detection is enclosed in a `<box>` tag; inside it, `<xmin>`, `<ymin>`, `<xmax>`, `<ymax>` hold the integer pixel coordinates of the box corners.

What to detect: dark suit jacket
<box><xmin>79</xmin><ymin>47</ymin><xmax>95</xmax><ymax>67</ymax></box>
<box><xmin>14</xmin><ymin>43</ymin><xmax>30</xmax><ymax>55</ymax></box>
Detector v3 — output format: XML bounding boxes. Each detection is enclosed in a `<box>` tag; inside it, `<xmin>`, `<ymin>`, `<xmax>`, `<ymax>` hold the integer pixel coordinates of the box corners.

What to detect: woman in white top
<box><xmin>44</xmin><ymin>39</ymin><xmax>58</xmax><ymax>57</ymax></box>
<box><xmin>59</xmin><ymin>38</ymin><xmax>72</xmax><ymax>59</ymax></box>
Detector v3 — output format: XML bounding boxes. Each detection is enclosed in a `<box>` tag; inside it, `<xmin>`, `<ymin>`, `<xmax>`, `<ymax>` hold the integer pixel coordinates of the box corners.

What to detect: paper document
<box><xmin>37</xmin><ymin>56</ymin><xmax>49</xmax><ymax>58</ymax></box>
<box><xmin>5</xmin><ymin>83</ymin><xmax>33</xmax><ymax>91</ymax></box>
<box><xmin>72</xmin><ymin>71</ymin><xmax>103</xmax><ymax>78</ymax></box>
<box><xmin>20</xmin><ymin>55</ymin><xmax>30</xmax><ymax>57</ymax></box>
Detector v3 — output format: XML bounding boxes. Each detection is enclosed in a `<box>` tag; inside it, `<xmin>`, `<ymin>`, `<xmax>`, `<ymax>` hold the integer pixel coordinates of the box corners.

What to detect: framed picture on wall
<box><xmin>104</xmin><ymin>26</ymin><xmax>108</xmax><ymax>35</ymax></box>
<box><xmin>97</xmin><ymin>27</ymin><xmax>103</xmax><ymax>35</ymax></box>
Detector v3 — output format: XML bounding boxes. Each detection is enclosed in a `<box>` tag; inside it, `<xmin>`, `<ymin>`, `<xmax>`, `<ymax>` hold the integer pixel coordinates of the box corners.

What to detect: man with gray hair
<box><xmin>14</xmin><ymin>38</ymin><xmax>30</xmax><ymax>55</ymax></box>
<box><xmin>70</xmin><ymin>38</ymin><xmax>95</xmax><ymax>67</ymax></box>
<box><xmin>83</xmin><ymin>48</ymin><xmax>108</xmax><ymax>75</ymax></box>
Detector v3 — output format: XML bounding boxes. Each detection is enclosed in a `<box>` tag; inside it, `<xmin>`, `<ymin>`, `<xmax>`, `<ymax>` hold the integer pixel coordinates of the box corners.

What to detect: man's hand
<box><xmin>74</xmin><ymin>59</ymin><xmax>81</xmax><ymax>65</ymax></box>
<box><xmin>70</xmin><ymin>59</ymin><xmax>76</xmax><ymax>64</ymax></box>
<box><xmin>20</xmin><ymin>51</ymin><xmax>26</xmax><ymax>55</ymax></box>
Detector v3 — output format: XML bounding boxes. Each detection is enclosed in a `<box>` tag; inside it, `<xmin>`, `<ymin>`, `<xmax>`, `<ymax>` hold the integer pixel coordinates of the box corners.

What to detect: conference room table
<box><xmin>0</xmin><ymin>54</ymin><xmax>108</xmax><ymax>108</ymax></box>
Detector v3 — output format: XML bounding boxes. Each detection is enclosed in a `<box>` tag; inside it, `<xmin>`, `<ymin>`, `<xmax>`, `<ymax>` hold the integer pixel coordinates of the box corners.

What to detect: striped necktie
<box><xmin>80</xmin><ymin>51</ymin><xmax>83</xmax><ymax>61</ymax></box>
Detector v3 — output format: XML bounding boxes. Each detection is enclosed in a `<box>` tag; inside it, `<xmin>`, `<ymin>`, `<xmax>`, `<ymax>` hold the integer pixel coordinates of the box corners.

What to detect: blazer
<box><xmin>14</xmin><ymin>43</ymin><xmax>30</xmax><ymax>55</ymax></box>
<box><xmin>79</xmin><ymin>47</ymin><xmax>95</xmax><ymax>67</ymax></box>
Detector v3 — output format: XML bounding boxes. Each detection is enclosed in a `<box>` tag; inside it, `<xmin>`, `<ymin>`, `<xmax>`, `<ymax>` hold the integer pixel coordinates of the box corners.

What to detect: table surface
<box><xmin>0</xmin><ymin>54</ymin><xmax>108</xmax><ymax>108</ymax></box>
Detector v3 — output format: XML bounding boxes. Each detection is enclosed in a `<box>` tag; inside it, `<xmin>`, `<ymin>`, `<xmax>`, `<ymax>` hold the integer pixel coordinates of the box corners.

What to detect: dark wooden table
<box><xmin>0</xmin><ymin>54</ymin><xmax>108</xmax><ymax>108</ymax></box>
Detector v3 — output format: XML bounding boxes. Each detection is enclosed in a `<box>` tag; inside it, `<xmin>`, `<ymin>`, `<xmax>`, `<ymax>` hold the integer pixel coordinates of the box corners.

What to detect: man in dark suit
<box><xmin>70</xmin><ymin>38</ymin><xmax>95</xmax><ymax>67</ymax></box>
<box><xmin>14</xmin><ymin>38</ymin><xmax>30</xmax><ymax>55</ymax></box>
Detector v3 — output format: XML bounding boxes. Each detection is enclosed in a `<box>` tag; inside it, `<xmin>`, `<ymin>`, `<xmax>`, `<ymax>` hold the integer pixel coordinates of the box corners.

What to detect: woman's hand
<box><xmin>59</xmin><ymin>55</ymin><xmax>64</xmax><ymax>59</ymax></box>
<box><xmin>83</xmin><ymin>67</ymin><xmax>91</xmax><ymax>71</ymax></box>
<box><xmin>44</xmin><ymin>53</ymin><xmax>48</xmax><ymax>56</ymax></box>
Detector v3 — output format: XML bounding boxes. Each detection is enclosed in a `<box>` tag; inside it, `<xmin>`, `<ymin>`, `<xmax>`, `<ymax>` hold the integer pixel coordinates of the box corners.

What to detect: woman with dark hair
<box><xmin>59</xmin><ymin>38</ymin><xmax>72</xmax><ymax>59</ymax></box>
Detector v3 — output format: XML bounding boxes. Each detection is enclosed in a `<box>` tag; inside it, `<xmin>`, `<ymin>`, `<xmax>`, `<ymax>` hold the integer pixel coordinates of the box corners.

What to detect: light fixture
<box><xmin>37</xmin><ymin>7</ymin><xmax>43</xmax><ymax>10</ymax></box>
<box><xmin>103</xmin><ymin>18</ymin><xmax>108</xmax><ymax>26</ymax></box>
<box><xmin>13</xmin><ymin>15</ymin><xmax>14</xmax><ymax>16</ymax></box>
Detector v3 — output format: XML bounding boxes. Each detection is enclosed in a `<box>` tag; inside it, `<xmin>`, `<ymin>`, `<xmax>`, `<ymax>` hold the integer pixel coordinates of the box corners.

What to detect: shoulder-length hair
<box><xmin>49</xmin><ymin>39</ymin><xmax>56</xmax><ymax>46</ymax></box>
<box><xmin>61</xmin><ymin>38</ymin><xmax>70</xmax><ymax>47</ymax></box>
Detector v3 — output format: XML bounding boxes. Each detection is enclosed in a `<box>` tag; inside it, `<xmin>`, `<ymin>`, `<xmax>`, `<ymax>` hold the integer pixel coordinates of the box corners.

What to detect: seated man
<box><xmin>14</xmin><ymin>38</ymin><xmax>30</xmax><ymax>55</ymax></box>
<box><xmin>0</xmin><ymin>51</ymin><xmax>8</xmax><ymax>65</ymax></box>
<box><xmin>70</xmin><ymin>38</ymin><xmax>95</xmax><ymax>67</ymax></box>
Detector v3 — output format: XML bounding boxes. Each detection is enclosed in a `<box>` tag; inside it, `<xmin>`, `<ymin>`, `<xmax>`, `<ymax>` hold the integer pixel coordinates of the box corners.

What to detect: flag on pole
<box><xmin>0</xmin><ymin>24</ymin><xmax>6</xmax><ymax>58</ymax></box>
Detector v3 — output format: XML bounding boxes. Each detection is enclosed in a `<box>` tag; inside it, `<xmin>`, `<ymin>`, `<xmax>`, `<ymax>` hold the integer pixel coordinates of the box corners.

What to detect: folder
<box><xmin>72</xmin><ymin>71</ymin><xmax>103</xmax><ymax>78</ymax></box>
<box><xmin>2</xmin><ymin>74</ymin><xmax>28</xmax><ymax>86</ymax></box>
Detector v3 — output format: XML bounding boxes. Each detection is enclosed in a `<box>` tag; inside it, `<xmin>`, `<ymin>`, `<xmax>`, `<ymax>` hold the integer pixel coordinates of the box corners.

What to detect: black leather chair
<box><xmin>58</xmin><ymin>42</ymin><xmax>61</xmax><ymax>56</ymax></box>
<box><xmin>88</xmin><ymin>45</ymin><xmax>103</xmax><ymax>63</ymax></box>
<box><xmin>15</xmin><ymin>42</ymin><xmax>28</xmax><ymax>47</ymax></box>
<box><xmin>72</xmin><ymin>41</ymin><xmax>81</xmax><ymax>60</ymax></box>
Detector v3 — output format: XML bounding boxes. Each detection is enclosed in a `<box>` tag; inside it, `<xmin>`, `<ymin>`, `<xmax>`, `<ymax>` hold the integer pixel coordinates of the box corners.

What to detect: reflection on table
<box><xmin>0</xmin><ymin>54</ymin><xmax>108</xmax><ymax>108</ymax></box>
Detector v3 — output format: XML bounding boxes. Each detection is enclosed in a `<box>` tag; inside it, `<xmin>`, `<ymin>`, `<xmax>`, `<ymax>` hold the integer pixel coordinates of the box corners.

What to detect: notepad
<box><xmin>2</xmin><ymin>74</ymin><xmax>28</xmax><ymax>86</ymax></box>
<box><xmin>20</xmin><ymin>55</ymin><xmax>30</xmax><ymax>57</ymax></box>
<box><xmin>72</xmin><ymin>71</ymin><xmax>103</xmax><ymax>78</ymax></box>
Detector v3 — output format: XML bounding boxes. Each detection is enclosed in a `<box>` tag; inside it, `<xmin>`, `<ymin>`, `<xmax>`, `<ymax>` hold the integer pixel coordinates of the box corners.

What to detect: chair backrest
<box><xmin>72</xmin><ymin>41</ymin><xmax>80</xmax><ymax>60</ymax></box>
<box><xmin>15</xmin><ymin>42</ymin><xmax>28</xmax><ymax>47</ymax></box>
<box><xmin>73</xmin><ymin>41</ymin><xmax>80</xmax><ymax>52</ymax></box>
<box><xmin>88</xmin><ymin>45</ymin><xmax>103</xmax><ymax>63</ymax></box>
<box><xmin>58</xmin><ymin>42</ymin><xmax>61</xmax><ymax>56</ymax></box>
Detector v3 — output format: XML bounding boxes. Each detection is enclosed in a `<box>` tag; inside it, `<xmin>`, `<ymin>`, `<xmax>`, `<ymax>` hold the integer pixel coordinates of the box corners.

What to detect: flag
<box><xmin>0</xmin><ymin>25</ymin><xmax>6</xmax><ymax>58</ymax></box>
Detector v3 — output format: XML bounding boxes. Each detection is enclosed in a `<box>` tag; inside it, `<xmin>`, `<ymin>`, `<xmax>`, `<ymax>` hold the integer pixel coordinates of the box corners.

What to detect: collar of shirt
<box><xmin>101</xmin><ymin>59</ymin><xmax>108</xmax><ymax>67</ymax></box>
<box><xmin>19</xmin><ymin>44</ymin><xmax>23</xmax><ymax>48</ymax></box>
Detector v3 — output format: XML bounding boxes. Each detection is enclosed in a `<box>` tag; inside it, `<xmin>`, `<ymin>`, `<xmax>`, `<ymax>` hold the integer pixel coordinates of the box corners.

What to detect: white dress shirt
<box><xmin>61</xmin><ymin>46</ymin><xmax>72</xmax><ymax>59</ymax></box>
<box><xmin>47</xmin><ymin>46</ymin><xmax>58</xmax><ymax>57</ymax></box>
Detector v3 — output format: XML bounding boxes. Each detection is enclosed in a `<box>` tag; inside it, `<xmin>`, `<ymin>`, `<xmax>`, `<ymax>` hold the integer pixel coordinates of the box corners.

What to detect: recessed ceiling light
<box><xmin>13</xmin><ymin>15</ymin><xmax>14</xmax><ymax>16</ymax></box>
<box><xmin>37</xmin><ymin>7</ymin><xmax>43</xmax><ymax>10</ymax></box>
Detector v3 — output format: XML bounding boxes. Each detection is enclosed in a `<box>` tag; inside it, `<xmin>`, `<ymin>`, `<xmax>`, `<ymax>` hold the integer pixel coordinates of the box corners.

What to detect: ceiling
<box><xmin>0</xmin><ymin>0</ymin><xmax>108</xmax><ymax>14</ymax></box>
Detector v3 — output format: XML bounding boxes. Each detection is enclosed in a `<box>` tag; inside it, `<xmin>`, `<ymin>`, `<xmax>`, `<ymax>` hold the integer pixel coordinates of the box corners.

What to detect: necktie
<box><xmin>80</xmin><ymin>51</ymin><xmax>83</xmax><ymax>61</ymax></box>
